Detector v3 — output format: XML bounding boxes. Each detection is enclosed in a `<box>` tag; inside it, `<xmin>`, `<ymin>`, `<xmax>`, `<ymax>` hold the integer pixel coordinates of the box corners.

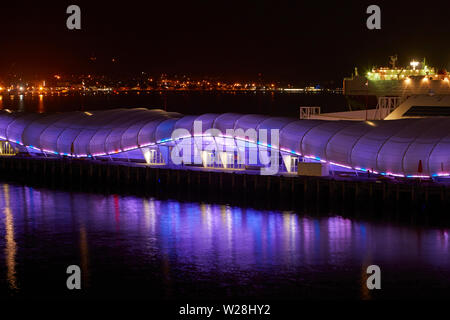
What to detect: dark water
<box><xmin>0</xmin><ymin>91</ymin><xmax>347</xmax><ymax>116</ymax></box>
<box><xmin>0</xmin><ymin>182</ymin><xmax>449</xmax><ymax>300</ymax></box>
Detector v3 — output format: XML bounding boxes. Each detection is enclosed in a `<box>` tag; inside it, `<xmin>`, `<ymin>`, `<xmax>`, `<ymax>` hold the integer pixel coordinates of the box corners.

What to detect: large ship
<box><xmin>343</xmin><ymin>55</ymin><xmax>450</xmax><ymax>110</ymax></box>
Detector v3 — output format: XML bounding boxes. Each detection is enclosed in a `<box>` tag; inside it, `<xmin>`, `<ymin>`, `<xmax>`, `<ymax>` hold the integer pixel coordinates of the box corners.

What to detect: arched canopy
<box><xmin>0</xmin><ymin>109</ymin><xmax>449</xmax><ymax>176</ymax></box>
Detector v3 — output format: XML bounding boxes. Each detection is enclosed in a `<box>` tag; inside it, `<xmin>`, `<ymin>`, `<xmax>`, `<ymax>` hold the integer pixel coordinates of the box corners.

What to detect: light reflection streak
<box><xmin>80</xmin><ymin>225</ymin><xmax>89</xmax><ymax>288</ymax></box>
<box><xmin>200</xmin><ymin>203</ymin><xmax>213</xmax><ymax>250</ymax></box>
<box><xmin>327</xmin><ymin>217</ymin><xmax>352</xmax><ymax>265</ymax></box>
<box><xmin>301</xmin><ymin>217</ymin><xmax>314</xmax><ymax>265</ymax></box>
<box><xmin>360</xmin><ymin>265</ymin><xmax>371</xmax><ymax>300</ymax></box>
<box><xmin>441</xmin><ymin>230</ymin><xmax>449</xmax><ymax>250</ymax></box>
<box><xmin>113</xmin><ymin>194</ymin><xmax>120</xmax><ymax>231</ymax></box>
<box><xmin>143</xmin><ymin>198</ymin><xmax>156</xmax><ymax>233</ymax></box>
<box><xmin>2</xmin><ymin>184</ymin><xmax>18</xmax><ymax>290</ymax></box>
<box><xmin>38</xmin><ymin>94</ymin><xmax>44</xmax><ymax>113</ymax></box>
<box><xmin>282</xmin><ymin>211</ymin><xmax>297</xmax><ymax>265</ymax></box>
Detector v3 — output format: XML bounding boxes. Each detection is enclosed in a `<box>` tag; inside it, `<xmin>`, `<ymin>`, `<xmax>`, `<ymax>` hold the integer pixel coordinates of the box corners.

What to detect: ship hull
<box><xmin>344</xmin><ymin>95</ymin><xmax>378</xmax><ymax>110</ymax></box>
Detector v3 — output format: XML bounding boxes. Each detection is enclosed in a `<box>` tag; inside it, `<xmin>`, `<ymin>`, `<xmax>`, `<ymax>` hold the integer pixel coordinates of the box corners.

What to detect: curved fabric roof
<box><xmin>0</xmin><ymin>108</ymin><xmax>449</xmax><ymax>176</ymax></box>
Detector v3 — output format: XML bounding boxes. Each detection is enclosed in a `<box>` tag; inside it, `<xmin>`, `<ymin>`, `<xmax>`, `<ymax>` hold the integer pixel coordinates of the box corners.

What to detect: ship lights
<box><xmin>410</xmin><ymin>60</ymin><xmax>419</xmax><ymax>70</ymax></box>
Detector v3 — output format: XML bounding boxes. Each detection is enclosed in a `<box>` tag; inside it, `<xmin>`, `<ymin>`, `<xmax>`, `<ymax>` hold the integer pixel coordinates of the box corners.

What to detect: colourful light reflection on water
<box><xmin>0</xmin><ymin>183</ymin><xmax>449</xmax><ymax>299</ymax></box>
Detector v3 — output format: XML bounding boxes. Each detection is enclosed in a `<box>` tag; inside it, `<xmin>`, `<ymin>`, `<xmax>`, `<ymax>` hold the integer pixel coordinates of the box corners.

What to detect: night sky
<box><xmin>1</xmin><ymin>1</ymin><xmax>449</xmax><ymax>84</ymax></box>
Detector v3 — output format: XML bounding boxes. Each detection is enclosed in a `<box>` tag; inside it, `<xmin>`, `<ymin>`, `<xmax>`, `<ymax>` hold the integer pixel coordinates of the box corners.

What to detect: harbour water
<box><xmin>0</xmin><ymin>182</ymin><xmax>449</xmax><ymax>300</ymax></box>
<box><xmin>0</xmin><ymin>91</ymin><xmax>347</xmax><ymax>116</ymax></box>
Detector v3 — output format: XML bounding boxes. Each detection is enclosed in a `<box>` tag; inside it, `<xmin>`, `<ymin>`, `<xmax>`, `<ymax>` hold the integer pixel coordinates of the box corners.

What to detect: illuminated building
<box><xmin>0</xmin><ymin>108</ymin><xmax>449</xmax><ymax>178</ymax></box>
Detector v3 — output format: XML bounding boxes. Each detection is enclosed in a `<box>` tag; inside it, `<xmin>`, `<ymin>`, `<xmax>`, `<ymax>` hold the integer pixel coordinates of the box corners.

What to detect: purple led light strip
<box><xmin>1</xmin><ymin>135</ymin><xmax>446</xmax><ymax>179</ymax></box>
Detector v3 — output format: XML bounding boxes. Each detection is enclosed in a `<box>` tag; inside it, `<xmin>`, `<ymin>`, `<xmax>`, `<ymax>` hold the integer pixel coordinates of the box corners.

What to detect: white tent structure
<box><xmin>0</xmin><ymin>108</ymin><xmax>449</xmax><ymax>178</ymax></box>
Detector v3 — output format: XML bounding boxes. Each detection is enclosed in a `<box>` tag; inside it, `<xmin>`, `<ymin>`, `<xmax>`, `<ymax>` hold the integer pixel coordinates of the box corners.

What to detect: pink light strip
<box><xmin>0</xmin><ymin>135</ymin><xmax>435</xmax><ymax>179</ymax></box>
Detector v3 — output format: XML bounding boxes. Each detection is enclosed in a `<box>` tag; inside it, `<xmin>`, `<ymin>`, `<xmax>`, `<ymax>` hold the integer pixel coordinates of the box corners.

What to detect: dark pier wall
<box><xmin>0</xmin><ymin>157</ymin><xmax>449</xmax><ymax>225</ymax></box>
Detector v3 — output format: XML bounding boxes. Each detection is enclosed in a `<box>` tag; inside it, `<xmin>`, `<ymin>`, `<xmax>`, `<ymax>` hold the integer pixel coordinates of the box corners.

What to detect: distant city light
<box><xmin>0</xmin><ymin>73</ymin><xmax>344</xmax><ymax>94</ymax></box>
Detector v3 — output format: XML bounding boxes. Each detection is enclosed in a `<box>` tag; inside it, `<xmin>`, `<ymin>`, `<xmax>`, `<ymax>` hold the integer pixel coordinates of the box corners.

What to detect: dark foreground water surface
<box><xmin>0</xmin><ymin>182</ymin><xmax>449</xmax><ymax>300</ymax></box>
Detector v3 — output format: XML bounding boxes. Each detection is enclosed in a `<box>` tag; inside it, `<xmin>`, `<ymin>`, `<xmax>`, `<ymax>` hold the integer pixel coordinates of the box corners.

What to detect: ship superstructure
<box><xmin>343</xmin><ymin>56</ymin><xmax>450</xmax><ymax>110</ymax></box>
